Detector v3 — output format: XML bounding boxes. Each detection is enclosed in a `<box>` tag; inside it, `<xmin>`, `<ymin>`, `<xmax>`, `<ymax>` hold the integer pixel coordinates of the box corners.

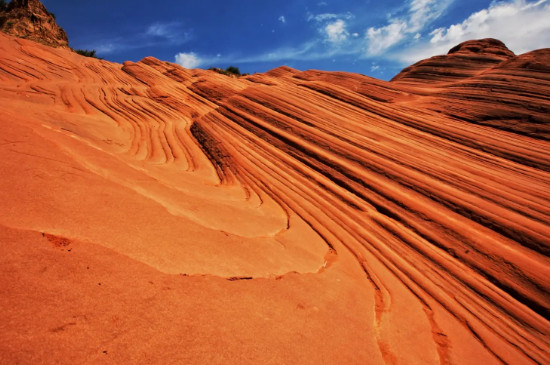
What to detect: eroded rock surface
<box><xmin>0</xmin><ymin>27</ymin><xmax>549</xmax><ymax>365</ymax></box>
<box><xmin>0</xmin><ymin>0</ymin><xmax>68</xmax><ymax>47</ymax></box>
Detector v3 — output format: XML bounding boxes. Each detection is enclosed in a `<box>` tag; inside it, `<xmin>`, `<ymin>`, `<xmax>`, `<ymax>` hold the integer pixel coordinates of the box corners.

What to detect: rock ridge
<box><xmin>391</xmin><ymin>38</ymin><xmax>516</xmax><ymax>84</ymax></box>
<box><xmin>0</xmin><ymin>0</ymin><xmax>68</xmax><ymax>47</ymax></box>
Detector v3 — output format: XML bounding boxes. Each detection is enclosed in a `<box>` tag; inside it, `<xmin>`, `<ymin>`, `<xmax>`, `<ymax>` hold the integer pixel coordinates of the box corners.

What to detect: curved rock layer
<box><xmin>392</xmin><ymin>38</ymin><xmax>516</xmax><ymax>84</ymax></box>
<box><xmin>0</xmin><ymin>33</ymin><xmax>549</xmax><ymax>364</ymax></box>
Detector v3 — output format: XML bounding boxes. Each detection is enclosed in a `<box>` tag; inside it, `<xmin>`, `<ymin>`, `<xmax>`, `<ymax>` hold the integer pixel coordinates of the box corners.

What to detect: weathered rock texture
<box><xmin>392</xmin><ymin>38</ymin><xmax>516</xmax><ymax>84</ymax></box>
<box><xmin>0</xmin><ymin>30</ymin><xmax>548</xmax><ymax>365</ymax></box>
<box><xmin>0</xmin><ymin>0</ymin><xmax>68</xmax><ymax>47</ymax></box>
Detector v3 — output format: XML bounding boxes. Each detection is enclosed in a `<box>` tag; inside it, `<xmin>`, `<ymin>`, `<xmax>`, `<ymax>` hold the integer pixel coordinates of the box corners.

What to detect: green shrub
<box><xmin>73</xmin><ymin>48</ymin><xmax>100</xmax><ymax>59</ymax></box>
<box><xmin>225</xmin><ymin>66</ymin><xmax>240</xmax><ymax>75</ymax></box>
<box><xmin>208</xmin><ymin>66</ymin><xmax>243</xmax><ymax>77</ymax></box>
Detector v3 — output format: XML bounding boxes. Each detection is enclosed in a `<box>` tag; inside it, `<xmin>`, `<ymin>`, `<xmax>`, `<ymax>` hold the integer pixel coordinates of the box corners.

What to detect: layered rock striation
<box><xmin>392</xmin><ymin>38</ymin><xmax>516</xmax><ymax>84</ymax></box>
<box><xmin>0</xmin><ymin>7</ymin><xmax>549</xmax><ymax>365</ymax></box>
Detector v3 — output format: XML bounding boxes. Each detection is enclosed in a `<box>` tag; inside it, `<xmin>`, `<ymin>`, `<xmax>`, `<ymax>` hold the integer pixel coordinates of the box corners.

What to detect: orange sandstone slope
<box><xmin>0</xmin><ymin>30</ymin><xmax>549</xmax><ymax>364</ymax></box>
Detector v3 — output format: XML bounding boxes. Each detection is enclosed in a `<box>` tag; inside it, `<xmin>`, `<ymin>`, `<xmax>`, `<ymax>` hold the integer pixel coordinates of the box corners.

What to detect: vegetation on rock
<box><xmin>208</xmin><ymin>66</ymin><xmax>249</xmax><ymax>77</ymax></box>
<box><xmin>73</xmin><ymin>48</ymin><xmax>100</xmax><ymax>58</ymax></box>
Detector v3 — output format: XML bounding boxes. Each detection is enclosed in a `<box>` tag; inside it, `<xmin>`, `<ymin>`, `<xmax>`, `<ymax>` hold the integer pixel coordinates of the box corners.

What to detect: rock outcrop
<box><xmin>392</xmin><ymin>40</ymin><xmax>550</xmax><ymax>141</ymax></box>
<box><xmin>0</xmin><ymin>0</ymin><xmax>68</xmax><ymax>47</ymax></box>
<box><xmin>0</xmin><ymin>16</ymin><xmax>549</xmax><ymax>365</ymax></box>
<box><xmin>392</xmin><ymin>38</ymin><xmax>516</xmax><ymax>84</ymax></box>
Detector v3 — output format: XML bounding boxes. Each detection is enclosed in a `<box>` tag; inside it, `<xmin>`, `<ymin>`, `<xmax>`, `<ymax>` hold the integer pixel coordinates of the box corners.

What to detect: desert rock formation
<box><xmin>392</xmin><ymin>38</ymin><xmax>516</xmax><ymax>84</ymax></box>
<box><xmin>0</xmin><ymin>7</ymin><xmax>549</xmax><ymax>365</ymax></box>
<box><xmin>0</xmin><ymin>0</ymin><xmax>68</xmax><ymax>48</ymax></box>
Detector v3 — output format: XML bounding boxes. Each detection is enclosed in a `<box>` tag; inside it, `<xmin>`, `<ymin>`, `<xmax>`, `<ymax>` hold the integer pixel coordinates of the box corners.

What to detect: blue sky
<box><xmin>42</xmin><ymin>0</ymin><xmax>550</xmax><ymax>80</ymax></box>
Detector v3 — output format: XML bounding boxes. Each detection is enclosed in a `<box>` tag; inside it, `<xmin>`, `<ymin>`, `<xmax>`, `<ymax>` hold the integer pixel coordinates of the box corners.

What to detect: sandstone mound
<box><xmin>392</xmin><ymin>38</ymin><xmax>516</xmax><ymax>84</ymax></box>
<box><xmin>0</xmin><ymin>8</ymin><xmax>549</xmax><ymax>365</ymax></box>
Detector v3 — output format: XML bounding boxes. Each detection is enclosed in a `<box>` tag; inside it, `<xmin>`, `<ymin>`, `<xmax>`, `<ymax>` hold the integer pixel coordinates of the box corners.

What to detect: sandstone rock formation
<box><xmin>393</xmin><ymin>39</ymin><xmax>550</xmax><ymax>141</ymax></box>
<box><xmin>392</xmin><ymin>38</ymin><xmax>516</xmax><ymax>84</ymax></box>
<box><xmin>0</xmin><ymin>5</ymin><xmax>549</xmax><ymax>365</ymax></box>
<box><xmin>0</xmin><ymin>0</ymin><xmax>68</xmax><ymax>47</ymax></box>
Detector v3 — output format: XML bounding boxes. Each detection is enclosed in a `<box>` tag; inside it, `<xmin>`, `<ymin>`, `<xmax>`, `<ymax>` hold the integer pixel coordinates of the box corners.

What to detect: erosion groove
<box><xmin>0</xmin><ymin>33</ymin><xmax>549</xmax><ymax>364</ymax></box>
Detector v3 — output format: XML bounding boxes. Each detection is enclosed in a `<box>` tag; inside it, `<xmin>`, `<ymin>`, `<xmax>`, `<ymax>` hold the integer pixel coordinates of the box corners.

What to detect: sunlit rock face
<box><xmin>0</xmin><ymin>11</ymin><xmax>548</xmax><ymax>365</ymax></box>
<box><xmin>392</xmin><ymin>38</ymin><xmax>516</xmax><ymax>84</ymax></box>
<box><xmin>0</xmin><ymin>0</ymin><xmax>68</xmax><ymax>48</ymax></box>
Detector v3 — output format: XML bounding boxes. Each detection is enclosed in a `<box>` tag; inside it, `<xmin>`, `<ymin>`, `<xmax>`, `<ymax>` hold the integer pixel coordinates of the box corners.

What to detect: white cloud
<box><xmin>172</xmin><ymin>41</ymin><xmax>324</xmax><ymax>70</ymax></box>
<box><xmin>325</xmin><ymin>20</ymin><xmax>349</xmax><ymax>43</ymax></box>
<box><xmin>147</xmin><ymin>23</ymin><xmax>171</xmax><ymax>37</ymax></box>
<box><xmin>178</xmin><ymin>38</ymin><xmax>359</xmax><ymax>69</ymax></box>
<box><xmin>278</xmin><ymin>15</ymin><xmax>286</xmax><ymax>24</ymax></box>
<box><xmin>307</xmin><ymin>12</ymin><xmax>353</xmax><ymax>22</ymax></box>
<box><xmin>84</xmin><ymin>22</ymin><xmax>192</xmax><ymax>55</ymax></box>
<box><xmin>408</xmin><ymin>0</ymin><xmax>452</xmax><ymax>32</ymax></box>
<box><xmin>145</xmin><ymin>22</ymin><xmax>191</xmax><ymax>44</ymax></box>
<box><xmin>308</xmin><ymin>13</ymin><xmax>336</xmax><ymax>22</ymax></box>
<box><xmin>366</xmin><ymin>21</ymin><xmax>407</xmax><ymax>55</ymax></box>
<box><xmin>94</xmin><ymin>43</ymin><xmax>116</xmax><ymax>54</ymax></box>
<box><xmin>175</xmin><ymin>52</ymin><xmax>202</xmax><ymax>68</ymax></box>
<box><xmin>307</xmin><ymin>11</ymin><xmax>355</xmax><ymax>44</ymax></box>
<box><xmin>396</xmin><ymin>0</ymin><xmax>550</xmax><ymax>63</ymax></box>
<box><xmin>365</xmin><ymin>0</ymin><xmax>453</xmax><ymax>56</ymax></box>
<box><xmin>236</xmin><ymin>41</ymin><xmax>323</xmax><ymax>63</ymax></box>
